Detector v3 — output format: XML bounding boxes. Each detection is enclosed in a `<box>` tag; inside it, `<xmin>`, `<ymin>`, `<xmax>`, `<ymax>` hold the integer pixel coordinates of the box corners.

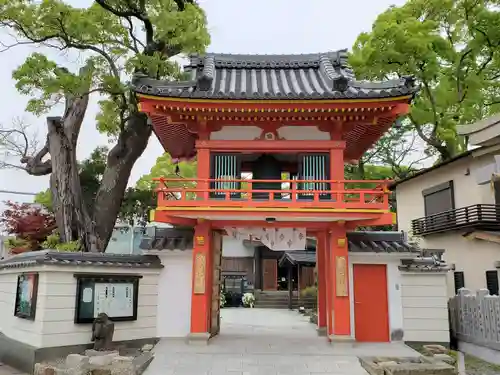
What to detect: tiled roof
<box><xmin>145</xmin><ymin>228</ymin><xmax>418</xmax><ymax>254</ymax></box>
<box><xmin>279</xmin><ymin>251</ymin><xmax>316</xmax><ymax>267</ymax></box>
<box><xmin>399</xmin><ymin>257</ymin><xmax>451</xmax><ymax>272</ymax></box>
<box><xmin>0</xmin><ymin>250</ymin><xmax>163</xmax><ymax>270</ymax></box>
<box><xmin>347</xmin><ymin>231</ymin><xmax>419</xmax><ymax>253</ymax></box>
<box><xmin>278</xmin><ymin>232</ymin><xmax>419</xmax><ymax>267</ymax></box>
<box><xmin>139</xmin><ymin>227</ymin><xmax>194</xmax><ymax>251</ymax></box>
<box><xmin>132</xmin><ymin>51</ymin><xmax>418</xmax><ymax>100</ymax></box>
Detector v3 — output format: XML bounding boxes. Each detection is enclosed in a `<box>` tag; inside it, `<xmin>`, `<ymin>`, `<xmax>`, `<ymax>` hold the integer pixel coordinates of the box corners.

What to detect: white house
<box><xmin>391</xmin><ymin>115</ymin><xmax>500</xmax><ymax>298</ymax></box>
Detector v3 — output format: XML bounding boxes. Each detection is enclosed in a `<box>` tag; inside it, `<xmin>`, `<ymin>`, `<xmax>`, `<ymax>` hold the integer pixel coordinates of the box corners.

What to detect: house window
<box><xmin>422</xmin><ymin>181</ymin><xmax>455</xmax><ymax>216</ymax></box>
<box><xmin>486</xmin><ymin>270</ymin><xmax>499</xmax><ymax>296</ymax></box>
<box><xmin>454</xmin><ymin>271</ymin><xmax>465</xmax><ymax>294</ymax></box>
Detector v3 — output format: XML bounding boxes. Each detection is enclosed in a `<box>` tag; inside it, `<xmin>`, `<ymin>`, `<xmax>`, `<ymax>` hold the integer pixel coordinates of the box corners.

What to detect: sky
<box><xmin>0</xmin><ymin>0</ymin><xmax>408</xmax><ymax>209</ymax></box>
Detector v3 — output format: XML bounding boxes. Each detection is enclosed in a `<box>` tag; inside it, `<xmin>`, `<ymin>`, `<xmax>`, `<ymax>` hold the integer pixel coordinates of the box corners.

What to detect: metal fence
<box><xmin>449</xmin><ymin>288</ymin><xmax>500</xmax><ymax>351</ymax></box>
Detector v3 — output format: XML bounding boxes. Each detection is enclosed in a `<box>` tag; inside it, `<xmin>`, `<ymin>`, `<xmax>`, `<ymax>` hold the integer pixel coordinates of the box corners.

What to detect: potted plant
<box><xmin>242</xmin><ymin>292</ymin><xmax>255</xmax><ymax>308</ymax></box>
<box><xmin>220</xmin><ymin>293</ymin><xmax>226</xmax><ymax>308</ymax></box>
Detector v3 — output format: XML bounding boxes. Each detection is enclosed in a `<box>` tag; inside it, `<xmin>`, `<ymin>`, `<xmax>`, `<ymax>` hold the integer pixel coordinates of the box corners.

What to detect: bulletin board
<box><xmin>74</xmin><ymin>274</ymin><xmax>141</xmax><ymax>324</ymax></box>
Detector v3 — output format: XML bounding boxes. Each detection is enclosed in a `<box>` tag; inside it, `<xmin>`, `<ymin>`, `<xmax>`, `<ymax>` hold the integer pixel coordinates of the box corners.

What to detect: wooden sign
<box><xmin>193</xmin><ymin>253</ymin><xmax>206</xmax><ymax>294</ymax></box>
<box><xmin>335</xmin><ymin>256</ymin><xmax>348</xmax><ymax>297</ymax></box>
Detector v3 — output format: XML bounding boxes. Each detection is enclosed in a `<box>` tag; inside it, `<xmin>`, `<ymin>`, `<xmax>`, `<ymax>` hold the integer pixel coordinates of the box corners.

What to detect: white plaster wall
<box><xmin>400</xmin><ymin>272</ymin><xmax>449</xmax><ymax>343</ymax></box>
<box><xmin>0</xmin><ymin>265</ymin><xmax>160</xmax><ymax>348</ymax></box>
<box><xmin>396</xmin><ymin>153</ymin><xmax>496</xmax><ymax>234</ymax></box>
<box><xmin>155</xmin><ymin>250</ymin><xmax>193</xmax><ymax>337</ymax></box>
<box><xmin>222</xmin><ymin>237</ymin><xmax>255</xmax><ymax>258</ymax></box>
<box><xmin>421</xmin><ymin>235</ymin><xmax>499</xmax><ymax>297</ymax></box>
<box><xmin>348</xmin><ymin>254</ymin><xmax>404</xmax><ymax>341</ymax></box>
<box><xmin>0</xmin><ymin>270</ymin><xmax>43</xmax><ymax>347</ymax></box>
<box><xmin>395</xmin><ymin>152</ymin><xmax>500</xmax><ymax>297</ymax></box>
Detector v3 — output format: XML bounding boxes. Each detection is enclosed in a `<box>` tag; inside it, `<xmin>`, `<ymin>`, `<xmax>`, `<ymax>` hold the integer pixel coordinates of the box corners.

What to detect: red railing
<box><xmin>154</xmin><ymin>178</ymin><xmax>391</xmax><ymax>211</ymax></box>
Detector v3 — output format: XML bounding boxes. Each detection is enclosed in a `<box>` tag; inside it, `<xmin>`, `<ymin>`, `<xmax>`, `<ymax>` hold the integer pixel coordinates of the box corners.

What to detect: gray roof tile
<box><xmin>139</xmin><ymin>227</ymin><xmax>194</xmax><ymax>251</ymax></box>
<box><xmin>0</xmin><ymin>250</ymin><xmax>163</xmax><ymax>270</ymax></box>
<box><xmin>132</xmin><ymin>50</ymin><xmax>418</xmax><ymax>100</ymax></box>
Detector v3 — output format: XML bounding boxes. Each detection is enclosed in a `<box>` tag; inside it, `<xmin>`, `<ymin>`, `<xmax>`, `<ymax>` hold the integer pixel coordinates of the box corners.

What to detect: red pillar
<box><xmin>330</xmin><ymin>223</ymin><xmax>351</xmax><ymax>337</ymax></box>
<box><xmin>325</xmin><ymin>232</ymin><xmax>333</xmax><ymax>336</ymax></box>
<box><xmin>190</xmin><ymin>221</ymin><xmax>212</xmax><ymax>336</ymax></box>
<box><xmin>316</xmin><ymin>231</ymin><xmax>327</xmax><ymax>332</ymax></box>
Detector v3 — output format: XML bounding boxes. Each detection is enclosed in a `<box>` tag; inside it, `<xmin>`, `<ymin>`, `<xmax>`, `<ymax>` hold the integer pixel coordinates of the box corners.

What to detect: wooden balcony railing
<box><xmin>154</xmin><ymin>178</ymin><xmax>391</xmax><ymax>211</ymax></box>
<box><xmin>411</xmin><ymin>204</ymin><xmax>500</xmax><ymax>236</ymax></box>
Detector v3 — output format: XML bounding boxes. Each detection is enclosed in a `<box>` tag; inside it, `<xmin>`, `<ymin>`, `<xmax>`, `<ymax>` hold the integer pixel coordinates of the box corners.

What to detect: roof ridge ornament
<box><xmin>197</xmin><ymin>55</ymin><xmax>215</xmax><ymax>91</ymax></box>
<box><xmin>319</xmin><ymin>54</ymin><xmax>350</xmax><ymax>93</ymax></box>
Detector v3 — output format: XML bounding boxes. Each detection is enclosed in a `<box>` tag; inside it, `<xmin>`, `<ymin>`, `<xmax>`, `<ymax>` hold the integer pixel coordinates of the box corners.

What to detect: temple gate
<box><xmin>133</xmin><ymin>50</ymin><xmax>417</xmax><ymax>342</ymax></box>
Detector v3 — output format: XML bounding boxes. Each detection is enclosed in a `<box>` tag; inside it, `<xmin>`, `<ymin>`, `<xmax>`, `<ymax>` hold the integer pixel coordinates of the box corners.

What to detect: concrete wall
<box><xmin>0</xmin><ymin>265</ymin><xmax>160</xmax><ymax>348</ymax></box>
<box><xmin>450</xmin><ymin>289</ymin><xmax>500</xmax><ymax>353</ymax></box>
<box><xmin>400</xmin><ymin>272</ymin><xmax>449</xmax><ymax>343</ymax></box>
<box><xmin>348</xmin><ymin>254</ymin><xmax>404</xmax><ymax>342</ymax></box>
<box><xmin>395</xmin><ymin>152</ymin><xmax>500</xmax><ymax>297</ymax></box>
<box><xmin>155</xmin><ymin>250</ymin><xmax>193</xmax><ymax>337</ymax></box>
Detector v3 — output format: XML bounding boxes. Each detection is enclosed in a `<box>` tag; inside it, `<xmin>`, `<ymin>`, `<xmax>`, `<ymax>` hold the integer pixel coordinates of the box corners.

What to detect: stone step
<box><xmin>254</xmin><ymin>300</ymin><xmax>316</xmax><ymax>308</ymax></box>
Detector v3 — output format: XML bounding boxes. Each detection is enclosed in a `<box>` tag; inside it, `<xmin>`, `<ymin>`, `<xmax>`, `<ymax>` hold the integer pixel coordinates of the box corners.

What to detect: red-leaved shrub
<box><xmin>0</xmin><ymin>201</ymin><xmax>57</xmax><ymax>250</ymax></box>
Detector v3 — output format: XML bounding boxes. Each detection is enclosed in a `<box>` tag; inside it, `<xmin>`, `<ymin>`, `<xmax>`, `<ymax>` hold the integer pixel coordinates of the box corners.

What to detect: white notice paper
<box><xmin>82</xmin><ymin>287</ymin><xmax>93</xmax><ymax>303</ymax></box>
<box><xmin>93</xmin><ymin>282</ymin><xmax>134</xmax><ymax>318</ymax></box>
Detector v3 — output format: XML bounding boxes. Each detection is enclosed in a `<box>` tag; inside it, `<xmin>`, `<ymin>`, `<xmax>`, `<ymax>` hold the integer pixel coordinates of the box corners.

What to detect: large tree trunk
<box><xmin>92</xmin><ymin>112</ymin><xmax>152</xmax><ymax>252</ymax></box>
<box><xmin>46</xmin><ymin>80</ymin><xmax>99</xmax><ymax>251</ymax></box>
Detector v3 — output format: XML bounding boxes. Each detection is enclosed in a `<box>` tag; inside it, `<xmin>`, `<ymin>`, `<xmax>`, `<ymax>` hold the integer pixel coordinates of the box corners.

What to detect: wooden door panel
<box><xmin>353</xmin><ymin>264</ymin><xmax>389</xmax><ymax>342</ymax></box>
<box><xmin>263</xmin><ymin>259</ymin><xmax>277</xmax><ymax>291</ymax></box>
<box><xmin>300</xmin><ymin>266</ymin><xmax>315</xmax><ymax>289</ymax></box>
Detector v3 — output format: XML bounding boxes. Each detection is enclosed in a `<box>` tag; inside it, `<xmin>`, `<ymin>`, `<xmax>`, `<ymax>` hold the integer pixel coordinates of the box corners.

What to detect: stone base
<box><xmin>186</xmin><ymin>333</ymin><xmax>211</xmax><ymax>345</ymax></box>
<box><xmin>328</xmin><ymin>334</ymin><xmax>355</xmax><ymax>343</ymax></box>
<box><xmin>359</xmin><ymin>356</ymin><xmax>455</xmax><ymax>375</ymax></box>
<box><xmin>0</xmin><ymin>332</ymin><xmax>158</xmax><ymax>374</ymax></box>
<box><xmin>316</xmin><ymin>327</ymin><xmax>327</xmax><ymax>337</ymax></box>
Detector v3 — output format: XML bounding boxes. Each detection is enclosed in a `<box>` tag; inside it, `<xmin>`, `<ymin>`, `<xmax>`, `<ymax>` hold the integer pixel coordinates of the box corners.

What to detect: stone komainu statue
<box><xmin>91</xmin><ymin>313</ymin><xmax>115</xmax><ymax>350</ymax></box>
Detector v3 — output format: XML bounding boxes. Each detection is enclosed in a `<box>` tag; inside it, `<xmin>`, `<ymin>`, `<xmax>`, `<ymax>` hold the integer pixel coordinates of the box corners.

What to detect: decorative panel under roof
<box><xmin>132</xmin><ymin>50</ymin><xmax>417</xmax><ymax>100</ymax></box>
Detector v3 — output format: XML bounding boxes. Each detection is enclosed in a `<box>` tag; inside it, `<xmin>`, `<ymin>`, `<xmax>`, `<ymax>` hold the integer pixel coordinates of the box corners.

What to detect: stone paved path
<box><xmin>145</xmin><ymin>308</ymin><xmax>420</xmax><ymax>375</ymax></box>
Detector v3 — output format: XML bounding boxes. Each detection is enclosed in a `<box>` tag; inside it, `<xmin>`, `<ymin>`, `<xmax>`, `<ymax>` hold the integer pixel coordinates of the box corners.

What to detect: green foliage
<box><xmin>350</xmin><ymin>0</ymin><xmax>500</xmax><ymax>160</ymax></box>
<box><xmin>41</xmin><ymin>233</ymin><xmax>81</xmax><ymax>252</ymax></box>
<box><xmin>34</xmin><ymin>190</ymin><xmax>52</xmax><ymax>212</ymax></box>
<box><xmin>1</xmin><ymin>0</ymin><xmax>210</xmax><ymax>135</ymax></box>
<box><xmin>4</xmin><ymin>237</ymin><xmax>29</xmax><ymax>249</ymax></box>
<box><xmin>137</xmin><ymin>153</ymin><xmax>197</xmax><ymax>201</ymax></box>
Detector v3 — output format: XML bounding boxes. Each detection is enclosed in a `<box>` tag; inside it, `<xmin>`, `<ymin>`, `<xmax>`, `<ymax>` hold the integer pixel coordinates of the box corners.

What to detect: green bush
<box><xmin>4</xmin><ymin>237</ymin><xmax>30</xmax><ymax>249</ymax></box>
<box><xmin>41</xmin><ymin>233</ymin><xmax>81</xmax><ymax>252</ymax></box>
<box><xmin>300</xmin><ymin>286</ymin><xmax>317</xmax><ymax>299</ymax></box>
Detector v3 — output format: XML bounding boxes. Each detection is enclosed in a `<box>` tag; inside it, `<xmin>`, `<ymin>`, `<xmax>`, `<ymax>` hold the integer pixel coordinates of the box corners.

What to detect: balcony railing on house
<box><xmin>154</xmin><ymin>178</ymin><xmax>391</xmax><ymax>211</ymax></box>
<box><xmin>411</xmin><ymin>204</ymin><xmax>500</xmax><ymax>236</ymax></box>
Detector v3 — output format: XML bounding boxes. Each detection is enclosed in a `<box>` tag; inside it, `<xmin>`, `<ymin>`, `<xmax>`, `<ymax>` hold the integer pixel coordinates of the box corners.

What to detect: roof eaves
<box><xmin>388</xmin><ymin>150</ymin><xmax>473</xmax><ymax>190</ymax></box>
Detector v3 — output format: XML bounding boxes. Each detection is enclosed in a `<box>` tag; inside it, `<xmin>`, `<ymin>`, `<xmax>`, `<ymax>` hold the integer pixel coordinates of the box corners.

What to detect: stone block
<box><xmin>378</xmin><ymin>361</ymin><xmax>398</xmax><ymax>367</ymax></box>
<box><xmin>89</xmin><ymin>353</ymin><xmax>118</xmax><ymax>367</ymax></box>
<box><xmin>360</xmin><ymin>356</ymin><xmax>456</xmax><ymax>375</ymax></box>
<box><xmin>90</xmin><ymin>370</ymin><xmax>112</xmax><ymax>375</ymax></box>
<box><xmin>140</xmin><ymin>344</ymin><xmax>153</xmax><ymax>352</ymax></box>
<box><xmin>85</xmin><ymin>350</ymin><xmax>119</xmax><ymax>357</ymax></box>
<box><xmin>433</xmin><ymin>354</ymin><xmax>455</xmax><ymax>364</ymax></box>
<box><xmin>34</xmin><ymin>363</ymin><xmax>56</xmax><ymax>375</ymax></box>
<box><xmin>423</xmin><ymin>344</ymin><xmax>448</xmax><ymax>355</ymax></box>
<box><xmin>358</xmin><ymin>357</ymin><xmax>384</xmax><ymax>375</ymax></box>
<box><xmin>66</xmin><ymin>354</ymin><xmax>90</xmax><ymax>368</ymax></box>
<box><xmin>384</xmin><ymin>362</ymin><xmax>455</xmax><ymax>375</ymax></box>
<box><xmin>55</xmin><ymin>368</ymin><xmax>88</xmax><ymax>375</ymax></box>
